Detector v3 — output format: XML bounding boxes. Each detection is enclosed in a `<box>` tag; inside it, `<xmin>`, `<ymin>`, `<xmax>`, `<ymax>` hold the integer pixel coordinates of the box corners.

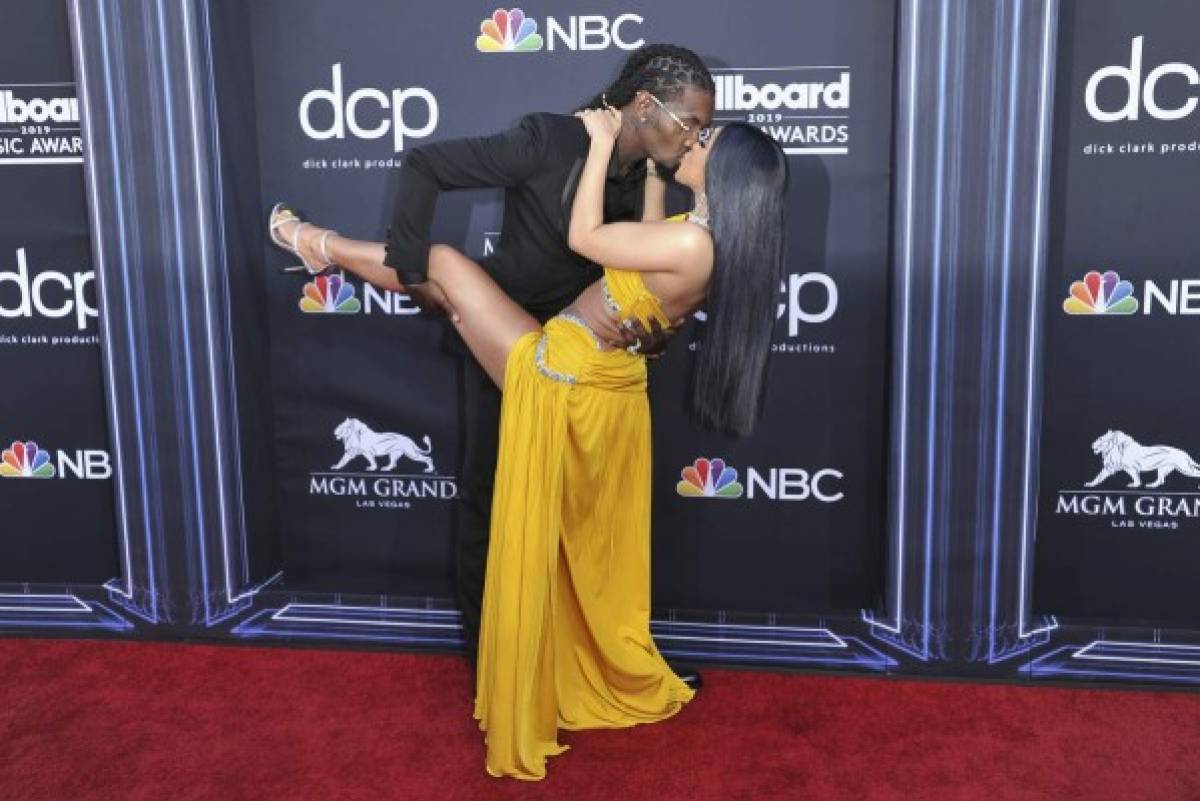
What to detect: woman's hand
<box><xmin>575</xmin><ymin>108</ymin><xmax>622</xmax><ymax>142</ymax></box>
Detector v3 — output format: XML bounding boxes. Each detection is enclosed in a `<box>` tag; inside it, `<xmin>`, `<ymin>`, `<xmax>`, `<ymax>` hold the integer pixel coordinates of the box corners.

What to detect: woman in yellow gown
<box><xmin>270</xmin><ymin>111</ymin><xmax>788</xmax><ymax>780</ymax></box>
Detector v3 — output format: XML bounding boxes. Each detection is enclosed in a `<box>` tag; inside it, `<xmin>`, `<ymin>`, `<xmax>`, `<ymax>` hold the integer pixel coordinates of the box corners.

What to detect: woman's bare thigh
<box><xmin>428</xmin><ymin>244</ymin><xmax>540</xmax><ymax>389</ymax></box>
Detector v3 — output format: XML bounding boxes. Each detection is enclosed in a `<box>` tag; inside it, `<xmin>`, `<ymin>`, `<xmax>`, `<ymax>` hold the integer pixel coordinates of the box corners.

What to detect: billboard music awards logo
<box><xmin>474</xmin><ymin>8</ymin><xmax>645</xmax><ymax>53</ymax></box>
<box><xmin>675</xmin><ymin>457</ymin><xmax>843</xmax><ymax>503</ymax></box>
<box><xmin>1062</xmin><ymin>269</ymin><xmax>1200</xmax><ymax>316</ymax></box>
<box><xmin>1055</xmin><ymin>430</ymin><xmax>1200</xmax><ymax>531</ymax></box>
<box><xmin>308</xmin><ymin>417</ymin><xmax>456</xmax><ymax>510</ymax></box>
<box><xmin>0</xmin><ymin>439</ymin><xmax>111</xmax><ymax>480</ymax></box>
<box><xmin>0</xmin><ymin>248</ymin><xmax>99</xmax><ymax>346</ymax></box>
<box><xmin>298</xmin><ymin>64</ymin><xmax>439</xmax><ymax>168</ymax></box>
<box><xmin>711</xmin><ymin>67</ymin><xmax>851</xmax><ymax>155</ymax></box>
<box><xmin>0</xmin><ymin>83</ymin><xmax>83</xmax><ymax>165</ymax></box>
<box><xmin>297</xmin><ymin>272</ymin><xmax>418</xmax><ymax>316</ymax></box>
<box><xmin>1082</xmin><ymin>36</ymin><xmax>1200</xmax><ymax>158</ymax></box>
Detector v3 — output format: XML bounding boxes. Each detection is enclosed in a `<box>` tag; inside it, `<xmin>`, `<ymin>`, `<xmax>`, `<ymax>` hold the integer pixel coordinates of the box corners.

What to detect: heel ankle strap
<box><xmin>290</xmin><ymin>220</ymin><xmax>309</xmax><ymax>258</ymax></box>
<box><xmin>318</xmin><ymin>229</ymin><xmax>336</xmax><ymax>267</ymax></box>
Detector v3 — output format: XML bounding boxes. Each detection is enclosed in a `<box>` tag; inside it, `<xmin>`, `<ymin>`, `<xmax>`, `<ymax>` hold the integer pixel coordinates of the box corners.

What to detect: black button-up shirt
<box><xmin>384</xmin><ymin>112</ymin><xmax>645</xmax><ymax>322</ymax></box>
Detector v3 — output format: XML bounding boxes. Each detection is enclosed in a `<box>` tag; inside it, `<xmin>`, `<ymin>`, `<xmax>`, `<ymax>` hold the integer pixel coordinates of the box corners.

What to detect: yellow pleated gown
<box><xmin>472</xmin><ymin>252</ymin><xmax>695</xmax><ymax>780</ymax></box>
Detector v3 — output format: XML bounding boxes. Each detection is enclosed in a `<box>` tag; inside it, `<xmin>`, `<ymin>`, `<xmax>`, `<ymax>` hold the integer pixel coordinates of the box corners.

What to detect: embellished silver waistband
<box><xmin>534</xmin><ymin>335</ymin><xmax>576</xmax><ymax>385</ymax></box>
<box><xmin>601</xmin><ymin>277</ymin><xmax>621</xmax><ymax>315</ymax></box>
<box><xmin>533</xmin><ymin>311</ymin><xmax>604</xmax><ymax>385</ymax></box>
<box><xmin>557</xmin><ymin>310</ymin><xmax>602</xmax><ymax>350</ymax></box>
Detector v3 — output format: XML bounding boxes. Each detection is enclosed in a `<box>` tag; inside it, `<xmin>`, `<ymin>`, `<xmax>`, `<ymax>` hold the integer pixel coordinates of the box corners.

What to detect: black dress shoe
<box><xmin>674</xmin><ymin>668</ymin><xmax>703</xmax><ymax>691</ymax></box>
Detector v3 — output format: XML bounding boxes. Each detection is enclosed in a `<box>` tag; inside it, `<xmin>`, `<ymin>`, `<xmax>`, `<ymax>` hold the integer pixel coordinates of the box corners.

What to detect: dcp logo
<box><xmin>0</xmin><ymin>248</ymin><xmax>96</xmax><ymax>331</ymax></box>
<box><xmin>1085</xmin><ymin>36</ymin><xmax>1199</xmax><ymax>122</ymax></box>
<box><xmin>691</xmin><ymin>271</ymin><xmax>837</xmax><ymax>334</ymax></box>
<box><xmin>777</xmin><ymin>272</ymin><xmax>838</xmax><ymax>335</ymax></box>
<box><xmin>300</xmin><ymin>64</ymin><xmax>438</xmax><ymax>153</ymax></box>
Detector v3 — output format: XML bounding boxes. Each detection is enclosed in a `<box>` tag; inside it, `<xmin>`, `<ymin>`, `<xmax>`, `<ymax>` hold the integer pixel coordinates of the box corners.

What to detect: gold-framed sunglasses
<box><xmin>646</xmin><ymin>93</ymin><xmax>712</xmax><ymax>145</ymax></box>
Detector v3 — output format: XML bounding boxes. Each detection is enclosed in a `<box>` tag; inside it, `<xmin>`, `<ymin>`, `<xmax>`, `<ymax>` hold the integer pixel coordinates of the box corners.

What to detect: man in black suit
<box><xmin>382</xmin><ymin>45</ymin><xmax>715</xmax><ymax>690</ymax></box>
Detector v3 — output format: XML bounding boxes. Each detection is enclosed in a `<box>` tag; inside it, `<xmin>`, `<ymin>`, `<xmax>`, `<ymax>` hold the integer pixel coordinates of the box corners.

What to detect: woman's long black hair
<box><xmin>691</xmin><ymin>122</ymin><xmax>788</xmax><ymax>437</ymax></box>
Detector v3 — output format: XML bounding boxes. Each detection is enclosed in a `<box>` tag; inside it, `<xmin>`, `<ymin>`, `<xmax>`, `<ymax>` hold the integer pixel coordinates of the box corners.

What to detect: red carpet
<box><xmin>2</xmin><ymin>638</ymin><xmax>1199</xmax><ymax>801</ymax></box>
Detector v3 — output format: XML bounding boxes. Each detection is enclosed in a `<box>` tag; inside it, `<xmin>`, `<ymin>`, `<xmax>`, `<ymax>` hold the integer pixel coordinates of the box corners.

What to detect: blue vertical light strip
<box><xmin>971</xmin><ymin>0</ymin><xmax>1008</xmax><ymax>661</ymax></box>
<box><xmin>986</xmin><ymin>0</ymin><xmax>1061</xmax><ymax>663</ymax></box>
<box><xmin>70</xmin><ymin>0</ymin><xmax>269</xmax><ymax>628</ymax></box>
<box><xmin>152</xmin><ymin>0</ymin><xmax>216</xmax><ymax>623</ymax></box>
<box><xmin>188</xmin><ymin>0</ymin><xmax>267</xmax><ymax>615</ymax></box>
<box><xmin>179</xmin><ymin>0</ymin><xmax>242</xmax><ymax>614</ymax></box>
<box><xmin>73</xmin><ymin>0</ymin><xmax>160</xmax><ymax>620</ymax></box>
<box><xmin>917</xmin><ymin>0</ymin><xmax>951</xmax><ymax>661</ymax></box>
<box><xmin>987</xmin><ymin>0</ymin><xmax>1023</xmax><ymax>663</ymax></box>
<box><xmin>1016</xmin><ymin>0</ymin><xmax>1059</xmax><ymax>643</ymax></box>
<box><xmin>197</xmin><ymin>0</ymin><xmax>254</xmax><ymax>596</ymax></box>
<box><xmin>113</xmin><ymin>3</ymin><xmax>172</xmax><ymax>603</ymax></box>
<box><xmin>892</xmin><ymin>0</ymin><xmax>921</xmax><ymax>643</ymax></box>
<box><xmin>936</xmin><ymin>0</ymin><xmax>968</xmax><ymax>655</ymax></box>
<box><xmin>864</xmin><ymin>0</ymin><xmax>919</xmax><ymax>645</ymax></box>
<box><xmin>68</xmin><ymin>0</ymin><xmax>131</xmax><ymax>598</ymax></box>
<box><xmin>176</xmin><ymin>0</ymin><xmax>216</xmax><ymax>617</ymax></box>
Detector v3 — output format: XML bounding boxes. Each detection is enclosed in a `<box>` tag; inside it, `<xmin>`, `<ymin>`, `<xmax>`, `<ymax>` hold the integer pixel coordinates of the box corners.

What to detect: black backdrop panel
<box><xmin>0</xmin><ymin>0</ymin><xmax>117</xmax><ymax>584</ymax></box>
<box><xmin>1034</xmin><ymin>0</ymin><xmax>1200</xmax><ymax>624</ymax></box>
<box><xmin>247</xmin><ymin>0</ymin><xmax>895</xmax><ymax>612</ymax></box>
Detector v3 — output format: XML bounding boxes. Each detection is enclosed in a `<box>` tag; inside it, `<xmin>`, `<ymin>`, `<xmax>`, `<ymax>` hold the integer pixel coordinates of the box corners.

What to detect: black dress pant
<box><xmin>455</xmin><ymin>351</ymin><xmax>501</xmax><ymax>672</ymax></box>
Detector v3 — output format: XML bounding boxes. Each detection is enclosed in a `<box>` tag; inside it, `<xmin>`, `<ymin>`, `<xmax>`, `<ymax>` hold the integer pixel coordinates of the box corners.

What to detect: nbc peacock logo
<box><xmin>0</xmin><ymin>440</ymin><xmax>56</xmax><ymax>479</ymax></box>
<box><xmin>1063</xmin><ymin>270</ymin><xmax>1138</xmax><ymax>315</ymax></box>
<box><xmin>299</xmin><ymin>273</ymin><xmax>361</xmax><ymax>314</ymax></box>
<box><xmin>476</xmin><ymin>8</ymin><xmax>544</xmax><ymax>52</ymax></box>
<box><xmin>676</xmin><ymin>457</ymin><xmax>744</xmax><ymax>499</ymax></box>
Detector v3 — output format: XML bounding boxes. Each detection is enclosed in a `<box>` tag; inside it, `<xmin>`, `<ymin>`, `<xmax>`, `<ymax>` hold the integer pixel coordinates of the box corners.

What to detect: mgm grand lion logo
<box><xmin>330</xmin><ymin>417</ymin><xmax>435</xmax><ymax>474</ymax></box>
<box><xmin>1085</xmin><ymin>430</ymin><xmax>1200</xmax><ymax>489</ymax></box>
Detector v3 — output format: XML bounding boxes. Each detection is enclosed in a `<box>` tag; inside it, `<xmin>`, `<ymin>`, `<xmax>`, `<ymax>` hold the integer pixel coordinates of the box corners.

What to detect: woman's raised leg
<box><xmin>324</xmin><ymin>236</ymin><xmax>540</xmax><ymax>388</ymax></box>
<box><xmin>323</xmin><ymin>235</ymin><xmax>400</xmax><ymax>291</ymax></box>
<box><xmin>271</xmin><ymin>210</ymin><xmax>539</xmax><ymax>388</ymax></box>
<box><xmin>427</xmin><ymin>244</ymin><xmax>541</xmax><ymax>389</ymax></box>
<box><xmin>270</xmin><ymin>207</ymin><xmax>402</xmax><ymax>290</ymax></box>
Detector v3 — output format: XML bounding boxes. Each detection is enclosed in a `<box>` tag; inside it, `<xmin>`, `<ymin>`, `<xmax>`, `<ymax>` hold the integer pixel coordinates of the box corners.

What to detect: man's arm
<box><xmin>383</xmin><ymin>114</ymin><xmax>548</xmax><ymax>286</ymax></box>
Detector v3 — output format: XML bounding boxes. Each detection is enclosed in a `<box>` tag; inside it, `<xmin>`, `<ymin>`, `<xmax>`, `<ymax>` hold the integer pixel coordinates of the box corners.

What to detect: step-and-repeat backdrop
<box><xmin>8</xmin><ymin>0</ymin><xmax>1200</xmax><ymax>681</ymax></box>
<box><xmin>0</xmin><ymin>1</ymin><xmax>116</xmax><ymax>585</ymax></box>
<box><xmin>1033</xmin><ymin>0</ymin><xmax>1200</xmax><ymax>626</ymax></box>
<box><xmin>250</xmin><ymin>0</ymin><xmax>896</xmax><ymax>614</ymax></box>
